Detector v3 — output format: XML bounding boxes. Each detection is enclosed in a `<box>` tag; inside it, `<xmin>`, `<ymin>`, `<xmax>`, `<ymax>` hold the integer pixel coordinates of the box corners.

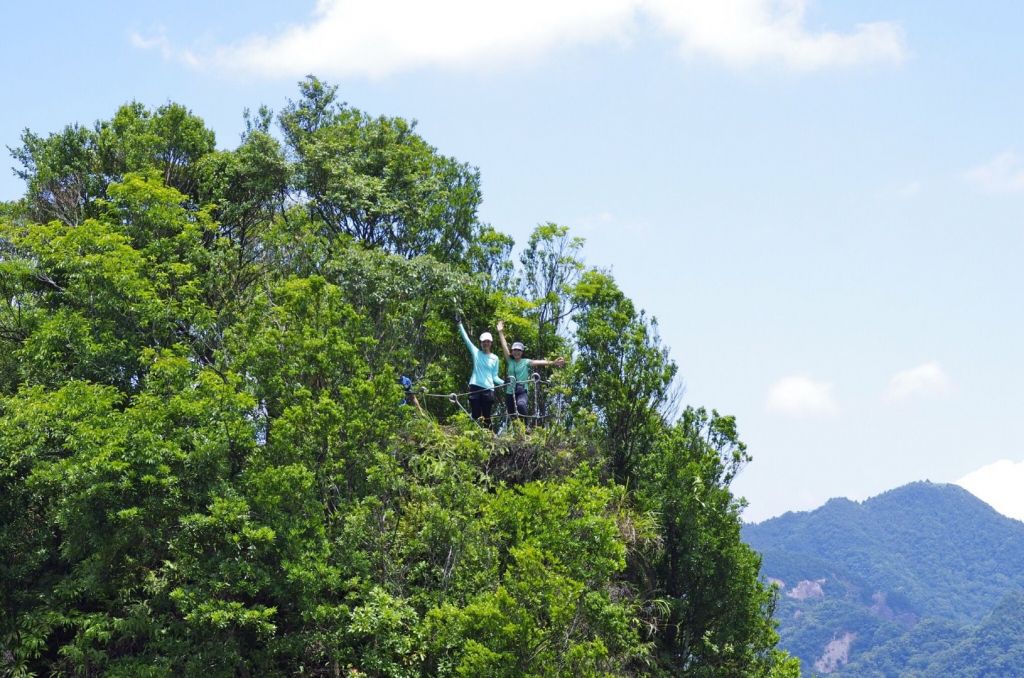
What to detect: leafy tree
<box><xmin>10</xmin><ymin>123</ymin><xmax>101</xmax><ymax>225</ymax></box>
<box><xmin>280</xmin><ymin>76</ymin><xmax>483</xmax><ymax>263</ymax></box>
<box><xmin>633</xmin><ymin>409</ymin><xmax>796</xmax><ymax>676</ymax></box>
<box><xmin>465</xmin><ymin>224</ymin><xmax>516</xmax><ymax>294</ymax></box>
<box><xmin>96</xmin><ymin>102</ymin><xmax>216</xmax><ymax>198</ymax></box>
<box><xmin>426</xmin><ymin>471</ymin><xmax>646</xmax><ymax>676</ymax></box>
<box><xmin>0</xmin><ymin>82</ymin><xmax>796</xmax><ymax>677</ymax></box>
<box><xmin>519</xmin><ymin>223</ymin><xmax>585</xmax><ymax>358</ymax></box>
<box><xmin>11</xmin><ymin>102</ymin><xmax>215</xmax><ymax>225</ymax></box>
<box><xmin>569</xmin><ymin>269</ymin><xmax>677</xmax><ymax>481</ymax></box>
<box><xmin>196</xmin><ymin>129</ymin><xmax>290</xmax><ymax>254</ymax></box>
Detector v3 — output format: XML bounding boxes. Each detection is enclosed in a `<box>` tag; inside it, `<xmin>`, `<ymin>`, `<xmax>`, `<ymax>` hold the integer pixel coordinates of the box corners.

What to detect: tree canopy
<box><xmin>0</xmin><ymin>77</ymin><xmax>798</xmax><ymax>677</ymax></box>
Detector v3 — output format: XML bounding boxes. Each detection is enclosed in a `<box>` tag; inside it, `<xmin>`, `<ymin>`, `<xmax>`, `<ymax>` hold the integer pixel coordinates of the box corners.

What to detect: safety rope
<box><xmin>415</xmin><ymin>372</ymin><xmax>571</xmax><ymax>429</ymax></box>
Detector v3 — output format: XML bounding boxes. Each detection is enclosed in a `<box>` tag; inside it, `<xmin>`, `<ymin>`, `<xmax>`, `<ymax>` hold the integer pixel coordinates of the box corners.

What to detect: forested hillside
<box><xmin>744</xmin><ymin>482</ymin><xmax>1024</xmax><ymax>675</ymax></box>
<box><xmin>0</xmin><ymin>78</ymin><xmax>798</xmax><ymax>676</ymax></box>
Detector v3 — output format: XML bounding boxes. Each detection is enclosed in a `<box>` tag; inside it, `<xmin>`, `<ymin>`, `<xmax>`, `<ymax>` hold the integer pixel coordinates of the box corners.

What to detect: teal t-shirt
<box><xmin>505</xmin><ymin>357</ymin><xmax>531</xmax><ymax>394</ymax></box>
<box><xmin>458</xmin><ymin>322</ymin><xmax>504</xmax><ymax>389</ymax></box>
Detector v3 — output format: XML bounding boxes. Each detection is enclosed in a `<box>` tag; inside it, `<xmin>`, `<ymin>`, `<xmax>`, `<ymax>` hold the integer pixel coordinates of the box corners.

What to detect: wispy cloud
<box><xmin>766</xmin><ymin>375</ymin><xmax>838</xmax><ymax>417</ymax></box>
<box><xmin>964</xmin><ymin>151</ymin><xmax>1024</xmax><ymax>193</ymax></box>
<box><xmin>884</xmin><ymin>361</ymin><xmax>951</xmax><ymax>402</ymax></box>
<box><xmin>130</xmin><ymin>31</ymin><xmax>173</xmax><ymax>59</ymax></box>
<box><xmin>134</xmin><ymin>0</ymin><xmax>906</xmax><ymax>79</ymax></box>
<box><xmin>957</xmin><ymin>459</ymin><xmax>1024</xmax><ymax>522</ymax></box>
<box><xmin>131</xmin><ymin>30</ymin><xmax>198</xmax><ymax>67</ymax></box>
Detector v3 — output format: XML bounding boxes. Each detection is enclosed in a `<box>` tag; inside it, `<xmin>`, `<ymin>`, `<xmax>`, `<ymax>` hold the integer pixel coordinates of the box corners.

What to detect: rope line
<box><xmin>413</xmin><ymin>372</ymin><xmax>570</xmax><ymax>429</ymax></box>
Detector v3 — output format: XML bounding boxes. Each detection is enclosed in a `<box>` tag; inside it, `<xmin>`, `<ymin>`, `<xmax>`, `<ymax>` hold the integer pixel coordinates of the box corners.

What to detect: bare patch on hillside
<box><xmin>814</xmin><ymin>631</ymin><xmax>856</xmax><ymax>674</ymax></box>
<box><xmin>786</xmin><ymin>578</ymin><xmax>825</xmax><ymax>600</ymax></box>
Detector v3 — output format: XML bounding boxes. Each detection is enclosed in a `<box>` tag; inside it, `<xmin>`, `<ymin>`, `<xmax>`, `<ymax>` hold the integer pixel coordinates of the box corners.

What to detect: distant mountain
<box><xmin>743</xmin><ymin>482</ymin><xmax>1024</xmax><ymax>675</ymax></box>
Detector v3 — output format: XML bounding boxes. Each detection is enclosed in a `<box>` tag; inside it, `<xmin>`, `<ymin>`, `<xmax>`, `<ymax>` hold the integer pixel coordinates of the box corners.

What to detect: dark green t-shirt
<box><xmin>505</xmin><ymin>358</ymin><xmax>531</xmax><ymax>394</ymax></box>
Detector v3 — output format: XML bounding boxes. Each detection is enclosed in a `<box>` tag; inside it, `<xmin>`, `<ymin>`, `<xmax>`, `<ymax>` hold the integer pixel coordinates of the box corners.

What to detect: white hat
<box><xmin>479</xmin><ymin>332</ymin><xmax>493</xmax><ymax>342</ymax></box>
<box><xmin>511</xmin><ymin>341</ymin><xmax>525</xmax><ymax>351</ymax></box>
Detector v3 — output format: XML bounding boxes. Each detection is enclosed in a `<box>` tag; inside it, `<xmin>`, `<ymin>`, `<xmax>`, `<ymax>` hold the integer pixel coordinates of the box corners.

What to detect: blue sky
<box><xmin>3</xmin><ymin>1</ymin><xmax>1023</xmax><ymax>522</ymax></box>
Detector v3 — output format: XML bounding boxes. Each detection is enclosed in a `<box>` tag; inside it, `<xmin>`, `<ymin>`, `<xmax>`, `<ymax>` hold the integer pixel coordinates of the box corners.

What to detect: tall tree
<box><xmin>634</xmin><ymin>409</ymin><xmax>799</xmax><ymax>676</ymax></box>
<box><xmin>10</xmin><ymin>123</ymin><xmax>100</xmax><ymax>225</ymax></box>
<box><xmin>280</xmin><ymin>76</ymin><xmax>484</xmax><ymax>263</ymax></box>
<box><xmin>570</xmin><ymin>270</ymin><xmax>677</xmax><ymax>481</ymax></box>
<box><xmin>11</xmin><ymin>102</ymin><xmax>215</xmax><ymax>225</ymax></box>
<box><xmin>519</xmin><ymin>223</ymin><xmax>584</xmax><ymax>358</ymax></box>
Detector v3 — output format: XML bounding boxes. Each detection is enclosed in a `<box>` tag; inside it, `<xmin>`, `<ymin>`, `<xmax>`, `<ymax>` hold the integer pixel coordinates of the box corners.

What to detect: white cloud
<box><xmin>884</xmin><ymin>361</ymin><xmax>951</xmax><ymax>402</ymax></box>
<box><xmin>766</xmin><ymin>375</ymin><xmax>838</xmax><ymax>417</ymax></box>
<box><xmin>136</xmin><ymin>0</ymin><xmax>906</xmax><ymax>79</ymax></box>
<box><xmin>957</xmin><ymin>459</ymin><xmax>1024</xmax><ymax>522</ymax></box>
<box><xmin>201</xmin><ymin>0</ymin><xmax>635</xmax><ymax>79</ymax></box>
<box><xmin>964</xmin><ymin>151</ymin><xmax>1024</xmax><ymax>193</ymax></box>
<box><xmin>644</xmin><ymin>0</ymin><xmax>905</xmax><ymax>71</ymax></box>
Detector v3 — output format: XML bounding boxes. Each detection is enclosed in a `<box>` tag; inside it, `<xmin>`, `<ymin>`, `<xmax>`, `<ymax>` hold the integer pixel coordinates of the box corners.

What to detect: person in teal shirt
<box><xmin>495</xmin><ymin>320</ymin><xmax>566</xmax><ymax>420</ymax></box>
<box><xmin>457</xmin><ymin>316</ymin><xmax>504</xmax><ymax>426</ymax></box>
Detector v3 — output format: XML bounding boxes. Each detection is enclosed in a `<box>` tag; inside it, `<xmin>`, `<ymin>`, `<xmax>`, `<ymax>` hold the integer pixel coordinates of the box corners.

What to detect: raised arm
<box><xmin>495</xmin><ymin>320</ymin><xmax>511</xmax><ymax>360</ymax></box>
<box><xmin>457</xmin><ymin>319</ymin><xmax>477</xmax><ymax>356</ymax></box>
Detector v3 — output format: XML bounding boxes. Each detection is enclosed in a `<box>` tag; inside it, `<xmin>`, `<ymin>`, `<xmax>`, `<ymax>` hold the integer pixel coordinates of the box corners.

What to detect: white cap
<box><xmin>511</xmin><ymin>341</ymin><xmax>525</xmax><ymax>351</ymax></box>
<box><xmin>479</xmin><ymin>332</ymin><xmax>493</xmax><ymax>342</ymax></box>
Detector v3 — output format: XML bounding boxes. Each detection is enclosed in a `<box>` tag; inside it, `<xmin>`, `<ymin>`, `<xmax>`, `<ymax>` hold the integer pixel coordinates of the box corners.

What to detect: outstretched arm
<box><xmin>529</xmin><ymin>357</ymin><xmax>567</xmax><ymax>368</ymax></box>
<box><xmin>495</xmin><ymin>319</ymin><xmax>511</xmax><ymax>360</ymax></box>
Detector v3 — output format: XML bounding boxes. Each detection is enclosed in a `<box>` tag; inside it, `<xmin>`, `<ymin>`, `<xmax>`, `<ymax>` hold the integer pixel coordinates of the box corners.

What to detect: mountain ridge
<box><xmin>748</xmin><ymin>480</ymin><xmax>1016</xmax><ymax>529</ymax></box>
<box><xmin>743</xmin><ymin>480</ymin><xmax>1024</xmax><ymax>674</ymax></box>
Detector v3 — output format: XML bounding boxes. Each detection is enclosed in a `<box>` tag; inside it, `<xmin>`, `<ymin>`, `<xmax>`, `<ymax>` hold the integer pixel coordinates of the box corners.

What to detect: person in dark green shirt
<box><xmin>495</xmin><ymin>320</ymin><xmax>566</xmax><ymax>420</ymax></box>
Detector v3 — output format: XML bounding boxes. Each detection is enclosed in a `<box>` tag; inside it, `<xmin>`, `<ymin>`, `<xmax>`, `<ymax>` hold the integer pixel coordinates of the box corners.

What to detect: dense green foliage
<box><xmin>837</xmin><ymin>590</ymin><xmax>1024</xmax><ymax>677</ymax></box>
<box><xmin>744</xmin><ymin>482</ymin><xmax>1024</xmax><ymax>675</ymax></box>
<box><xmin>0</xmin><ymin>78</ymin><xmax>796</xmax><ymax>677</ymax></box>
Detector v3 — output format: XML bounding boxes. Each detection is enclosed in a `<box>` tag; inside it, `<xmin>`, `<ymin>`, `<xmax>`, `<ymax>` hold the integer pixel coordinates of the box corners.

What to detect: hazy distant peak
<box><xmin>744</xmin><ymin>479</ymin><xmax>1024</xmax><ymax>674</ymax></box>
